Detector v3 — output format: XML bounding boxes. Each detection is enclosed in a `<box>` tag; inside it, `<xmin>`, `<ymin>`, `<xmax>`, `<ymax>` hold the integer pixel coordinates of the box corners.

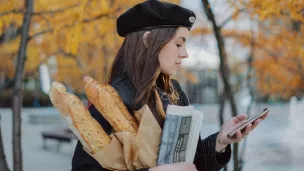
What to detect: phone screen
<box><xmin>227</xmin><ymin>108</ymin><xmax>270</xmax><ymax>138</ymax></box>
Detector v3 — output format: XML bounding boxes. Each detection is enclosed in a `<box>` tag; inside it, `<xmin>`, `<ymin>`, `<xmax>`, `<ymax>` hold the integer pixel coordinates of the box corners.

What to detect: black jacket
<box><xmin>72</xmin><ymin>76</ymin><xmax>231</xmax><ymax>171</ymax></box>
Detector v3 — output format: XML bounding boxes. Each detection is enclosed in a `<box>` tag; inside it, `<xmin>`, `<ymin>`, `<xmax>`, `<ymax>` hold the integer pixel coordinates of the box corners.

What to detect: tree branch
<box><xmin>56</xmin><ymin>48</ymin><xmax>77</xmax><ymax>58</ymax></box>
<box><xmin>0</xmin><ymin>3</ymin><xmax>80</xmax><ymax>17</ymax></box>
<box><xmin>12</xmin><ymin>0</ymin><xmax>33</xmax><ymax>170</ymax></box>
<box><xmin>31</xmin><ymin>3</ymin><xmax>80</xmax><ymax>15</ymax></box>
<box><xmin>202</xmin><ymin>1</ymin><xmax>240</xmax><ymax>171</ymax></box>
<box><xmin>83</xmin><ymin>12</ymin><xmax>113</xmax><ymax>23</ymax></box>
<box><xmin>28</xmin><ymin>12</ymin><xmax>112</xmax><ymax>41</ymax></box>
<box><xmin>220</xmin><ymin>8</ymin><xmax>246</xmax><ymax>28</ymax></box>
<box><xmin>224</xmin><ymin>33</ymin><xmax>280</xmax><ymax>60</ymax></box>
<box><xmin>201</xmin><ymin>0</ymin><xmax>238</xmax><ymax>115</ymax></box>
<box><xmin>28</xmin><ymin>28</ymin><xmax>52</xmax><ymax>40</ymax></box>
<box><xmin>239</xmin><ymin>20</ymin><xmax>256</xmax><ymax>171</ymax></box>
<box><xmin>0</xmin><ymin>4</ymin><xmax>79</xmax><ymax>43</ymax></box>
<box><xmin>0</xmin><ymin>9</ymin><xmax>23</xmax><ymax>17</ymax></box>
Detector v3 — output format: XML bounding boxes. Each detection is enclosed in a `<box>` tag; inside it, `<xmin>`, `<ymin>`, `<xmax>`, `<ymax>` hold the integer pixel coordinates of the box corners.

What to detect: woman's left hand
<box><xmin>215</xmin><ymin>113</ymin><xmax>268</xmax><ymax>152</ymax></box>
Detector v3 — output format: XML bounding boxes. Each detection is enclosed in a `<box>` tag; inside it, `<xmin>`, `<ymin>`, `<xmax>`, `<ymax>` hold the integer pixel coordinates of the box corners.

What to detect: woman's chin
<box><xmin>165</xmin><ymin>71</ymin><xmax>177</xmax><ymax>76</ymax></box>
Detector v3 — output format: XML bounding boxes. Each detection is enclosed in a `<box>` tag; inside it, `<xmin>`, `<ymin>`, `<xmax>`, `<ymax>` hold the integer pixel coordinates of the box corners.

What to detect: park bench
<box><xmin>41</xmin><ymin>127</ymin><xmax>76</xmax><ymax>152</ymax></box>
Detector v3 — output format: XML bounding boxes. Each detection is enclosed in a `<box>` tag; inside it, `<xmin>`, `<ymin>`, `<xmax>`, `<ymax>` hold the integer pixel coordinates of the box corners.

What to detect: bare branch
<box><xmin>202</xmin><ymin>1</ymin><xmax>240</xmax><ymax>171</ymax></box>
<box><xmin>83</xmin><ymin>13</ymin><xmax>112</xmax><ymax>23</ymax></box>
<box><xmin>224</xmin><ymin>33</ymin><xmax>280</xmax><ymax>59</ymax></box>
<box><xmin>296</xmin><ymin>56</ymin><xmax>304</xmax><ymax>75</ymax></box>
<box><xmin>28</xmin><ymin>28</ymin><xmax>52</xmax><ymax>40</ymax></box>
<box><xmin>56</xmin><ymin>48</ymin><xmax>77</xmax><ymax>58</ymax></box>
<box><xmin>0</xmin><ymin>9</ymin><xmax>24</xmax><ymax>17</ymax></box>
<box><xmin>28</xmin><ymin>10</ymin><xmax>116</xmax><ymax>40</ymax></box>
<box><xmin>32</xmin><ymin>3</ymin><xmax>80</xmax><ymax>15</ymax></box>
<box><xmin>0</xmin><ymin>3</ymin><xmax>79</xmax><ymax>17</ymax></box>
<box><xmin>281</xmin><ymin>61</ymin><xmax>304</xmax><ymax>80</ymax></box>
<box><xmin>220</xmin><ymin>8</ymin><xmax>246</xmax><ymax>28</ymax></box>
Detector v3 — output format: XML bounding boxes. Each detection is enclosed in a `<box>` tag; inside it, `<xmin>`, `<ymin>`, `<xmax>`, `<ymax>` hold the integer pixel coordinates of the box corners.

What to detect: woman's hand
<box><xmin>215</xmin><ymin>113</ymin><xmax>268</xmax><ymax>152</ymax></box>
<box><xmin>149</xmin><ymin>162</ymin><xmax>197</xmax><ymax>171</ymax></box>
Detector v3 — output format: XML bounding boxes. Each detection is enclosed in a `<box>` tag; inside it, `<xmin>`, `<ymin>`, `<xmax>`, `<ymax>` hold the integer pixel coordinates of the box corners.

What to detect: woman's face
<box><xmin>158</xmin><ymin>27</ymin><xmax>189</xmax><ymax>76</ymax></box>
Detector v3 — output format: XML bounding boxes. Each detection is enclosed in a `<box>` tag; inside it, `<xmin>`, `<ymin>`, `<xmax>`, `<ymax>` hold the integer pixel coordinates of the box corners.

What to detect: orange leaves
<box><xmin>242</xmin><ymin>0</ymin><xmax>304</xmax><ymax>21</ymax></box>
<box><xmin>0</xmin><ymin>0</ymin><xmax>23</xmax><ymax>13</ymax></box>
<box><xmin>250</xmin><ymin>28</ymin><xmax>304</xmax><ymax>98</ymax></box>
<box><xmin>0</xmin><ymin>0</ymin><xmax>181</xmax><ymax>92</ymax></box>
<box><xmin>191</xmin><ymin>27</ymin><xmax>212</xmax><ymax>36</ymax></box>
<box><xmin>100</xmin><ymin>0</ymin><xmax>111</xmax><ymax>14</ymax></box>
<box><xmin>65</xmin><ymin>24</ymin><xmax>82</xmax><ymax>55</ymax></box>
<box><xmin>65</xmin><ymin>0</ymin><xmax>86</xmax><ymax>55</ymax></box>
<box><xmin>54</xmin><ymin>55</ymin><xmax>84</xmax><ymax>92</ymax></box>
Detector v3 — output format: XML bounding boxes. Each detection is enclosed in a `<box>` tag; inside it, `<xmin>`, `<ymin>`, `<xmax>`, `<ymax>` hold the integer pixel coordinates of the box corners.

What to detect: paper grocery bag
<box><xmin>114</xmin><ymin>132</ymin><xmax>136</xmax><ymax>171</ymax></box>
<box><xmin>113</xmin><ymin>105</ymin><xmax>162</xmax><ymax>170</ymax></box>
<box><xmin>128</xmin><ymin>105</ymin><xmax>163</xmax><ymax>169</ymax></box>
<box><xmin>87</xmin><ymin>105</ymin><xmax>162</xmax><ymax>171</ymax></box>
<box><xmin>84</xmin><ymin>133</ymin><xmax>128</xmax><ymax>171</ymax></box>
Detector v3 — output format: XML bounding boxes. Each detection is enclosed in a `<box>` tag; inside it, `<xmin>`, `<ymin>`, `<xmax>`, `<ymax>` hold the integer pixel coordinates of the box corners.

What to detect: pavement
<box><xmin>1</xmin><ymin>103</ymin><xmax>304</xmax><ymax>171</ymax></box>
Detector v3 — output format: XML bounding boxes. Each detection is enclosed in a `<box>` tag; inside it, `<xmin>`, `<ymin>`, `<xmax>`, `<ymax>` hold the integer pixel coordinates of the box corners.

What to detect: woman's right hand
<box><xmin>148</xmin><ymin>162</ymin><xmax>197</xmax><ymax>171</ymax></box>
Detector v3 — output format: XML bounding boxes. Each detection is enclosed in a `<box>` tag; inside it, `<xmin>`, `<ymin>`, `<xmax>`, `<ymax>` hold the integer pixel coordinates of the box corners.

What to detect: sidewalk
<box><xmin>1</xmin><ymin>107</ymin><xmax>75</xmax><ymax>171</ymax></box>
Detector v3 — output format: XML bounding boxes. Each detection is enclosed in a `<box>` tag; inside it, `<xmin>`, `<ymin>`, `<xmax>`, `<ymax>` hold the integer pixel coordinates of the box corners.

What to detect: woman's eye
<box><xmin>176</xmin><ymin>44</ymin><xmax>182</xmax><ymax>47</ymax></box>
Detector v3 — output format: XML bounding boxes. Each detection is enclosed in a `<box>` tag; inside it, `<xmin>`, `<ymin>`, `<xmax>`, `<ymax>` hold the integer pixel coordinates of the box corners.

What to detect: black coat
<box><xmin>72</xmin><ymin>76</ymin><xmax>231</xmax><ymax>171</ymax></box>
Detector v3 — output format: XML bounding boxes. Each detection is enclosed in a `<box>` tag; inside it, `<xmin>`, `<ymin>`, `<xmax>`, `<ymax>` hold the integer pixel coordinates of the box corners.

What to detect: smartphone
<box><xmin>227</xmin><ymin>108</ymin><xmax>270</xmax><ymax>138</ymax></box>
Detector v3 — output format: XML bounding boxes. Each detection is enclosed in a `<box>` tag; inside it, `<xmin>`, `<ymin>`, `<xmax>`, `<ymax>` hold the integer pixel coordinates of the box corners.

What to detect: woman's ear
<box><xmin>142</xmin><ymin>31</ymin><xmax>151</xmax><ymax>48</ymax></box>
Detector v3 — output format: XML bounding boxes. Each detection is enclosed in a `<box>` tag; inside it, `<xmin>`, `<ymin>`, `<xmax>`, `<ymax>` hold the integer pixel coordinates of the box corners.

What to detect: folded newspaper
<box><xmin>157</xmin><ymin>105</ymin><xmax>204</xmax><ymax>165</ymax></box>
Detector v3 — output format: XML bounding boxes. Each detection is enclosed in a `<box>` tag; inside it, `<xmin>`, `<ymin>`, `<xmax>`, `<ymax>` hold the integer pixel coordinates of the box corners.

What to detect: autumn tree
<box><xmin>0</xmin><ymin>1</ymin><xmax>179</xmax><ymax>170</ymax></box>
<box><xmin>0</xmin><ymin>0</ymin><xmax>180</xmax><ymax>92</ymax></box>
<box><xmin>230</xmin><ymin>0</ymin><xmax>304</xmax><ymax>100</ymax></box>
<box><xmin>192</xmin><ymin>1</ymin><xmax>304</xmax><ymax>171</ymax></box>
<box><xmin>201</xmin><ymin>1</ymin><xmax>241</xmax><ymax>171</ymax></box>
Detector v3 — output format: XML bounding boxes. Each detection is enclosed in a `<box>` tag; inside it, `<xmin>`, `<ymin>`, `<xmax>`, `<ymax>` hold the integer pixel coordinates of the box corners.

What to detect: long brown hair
<box><xmin>108</xmin><ymin>27</ymin><xmax>179</xmax><ymax>120</ymax></box>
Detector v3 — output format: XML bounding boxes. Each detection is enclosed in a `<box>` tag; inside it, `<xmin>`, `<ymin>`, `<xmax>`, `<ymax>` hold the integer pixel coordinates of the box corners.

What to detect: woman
<box><xmin>72</xmin><ymin>1</ymin><xmax>267</xmax><ymax>171</ymax></box>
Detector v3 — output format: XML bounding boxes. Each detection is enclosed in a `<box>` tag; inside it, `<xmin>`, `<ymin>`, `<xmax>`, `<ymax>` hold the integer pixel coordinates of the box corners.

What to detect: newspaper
<box><xmin>157</xmin><ymin>105</ymin><xmax>204</xmax><ymax>165</ymax></box>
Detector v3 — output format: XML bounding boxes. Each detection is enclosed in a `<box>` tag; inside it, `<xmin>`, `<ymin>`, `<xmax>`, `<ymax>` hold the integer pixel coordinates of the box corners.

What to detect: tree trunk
<box><xmin>219</xmin><ymin>91</ymin><xmax>226</xmax><ymax>126</ymax></box>
<box><xmin>0</xmin><ymin>115</ymin><xmax>10</xmax><ymax>171</ymax></box>
<box><xmin>239</xmin><ymin>21</ymin><xmax>256</xmax><ymax>171</ymax></box>
<box><xmin>201</xmin><ymin>1</ymin><xmax>239</xmax><ymax>171</ymax></box>
<box><xmin>12</xmin><ymin>1</ymin><xmax>33</xmax><ymax>171</ymax></box>
<box><xmin>218</xmin><ymin>91</ymin><xmax>227</xmax><ymax>171</ymax></box>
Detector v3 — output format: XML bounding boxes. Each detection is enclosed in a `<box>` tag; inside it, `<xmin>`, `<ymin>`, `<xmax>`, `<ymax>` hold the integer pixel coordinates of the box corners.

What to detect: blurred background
<box><xmin>1</xmin><ymin>0</ymin><xmax>304</xmax><ymax>171</ymax></box>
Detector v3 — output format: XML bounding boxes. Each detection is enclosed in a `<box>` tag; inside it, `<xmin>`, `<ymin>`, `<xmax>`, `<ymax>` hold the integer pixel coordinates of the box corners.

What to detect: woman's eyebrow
<box><xmin>177</xmin><ymin>37</ymin><xmax>186</xmax><ymax>43</ymax></box>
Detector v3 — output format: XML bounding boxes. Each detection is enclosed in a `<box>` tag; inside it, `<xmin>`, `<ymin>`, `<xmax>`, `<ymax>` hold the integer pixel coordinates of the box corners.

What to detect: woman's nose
<box><xmin>179</xmin><ymin>48</ymin><xmax>188</xmax><ymax>58</ymax></box>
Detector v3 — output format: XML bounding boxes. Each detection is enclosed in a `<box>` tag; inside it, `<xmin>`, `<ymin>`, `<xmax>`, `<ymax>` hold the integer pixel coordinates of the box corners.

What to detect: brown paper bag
<box><xmin>114</xmin><ymin>105</ymin><xmax>162</xmax><ymax>170</ymax></box>
<box><xmin>85</xmin><ymin>133</ymin><xmax>128</xmax><ymax>171</ymax></box>
<box><xmin>132</xmin><ymin>105</ymin><xmax>162</xmax><ymax>169</ymax></box>
<box><xmin>86</xmin><ymin>105</ymin><xmax>162</xmax><ymax>171</ymax></box>
<box><xmin>115</xmin><ymin>132</ymin><xmax>136</xmax><ymax>171</ymax></box>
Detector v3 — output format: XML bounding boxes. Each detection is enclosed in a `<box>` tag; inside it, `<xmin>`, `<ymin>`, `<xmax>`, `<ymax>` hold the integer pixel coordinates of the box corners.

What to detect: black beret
<box><xmin>117</xmin><ymin>0</ymin><xmax>196</xmax><ymax>37</ymax></box>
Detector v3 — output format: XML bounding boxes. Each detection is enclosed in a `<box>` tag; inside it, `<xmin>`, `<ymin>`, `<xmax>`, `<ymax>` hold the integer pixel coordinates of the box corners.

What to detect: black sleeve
<box><xmin>195</xmin><ymin>132</ymin><xmax>231</xmax><ymax>171</ymax></box>
<box><xmin>71</xmin><ymin>101</ymin><xmax>150</xmax><ymax>171</ymax></box>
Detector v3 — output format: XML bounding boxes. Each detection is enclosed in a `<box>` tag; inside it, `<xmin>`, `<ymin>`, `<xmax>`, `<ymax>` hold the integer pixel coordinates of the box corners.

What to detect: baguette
<box><xmin>49</xmin><ymin>82</ymin><xmax>111</xmax><ymax>154</ymax></box>
<box><xmin>83</xmin><ymin>76</ymin><xmax>138</xmax><ymax>133</ymax></box>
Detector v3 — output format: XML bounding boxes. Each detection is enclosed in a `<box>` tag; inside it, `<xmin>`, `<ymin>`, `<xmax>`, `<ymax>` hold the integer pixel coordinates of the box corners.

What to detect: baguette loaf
<box><xmin>83</xmin><ymin>76</ymin><xmax>138</xmax><ymax>133</ymax></box>
<box><xmin>49</xmin><ymin>82</ymin><xmax>111</xmax><ymax>154</ymax></box>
